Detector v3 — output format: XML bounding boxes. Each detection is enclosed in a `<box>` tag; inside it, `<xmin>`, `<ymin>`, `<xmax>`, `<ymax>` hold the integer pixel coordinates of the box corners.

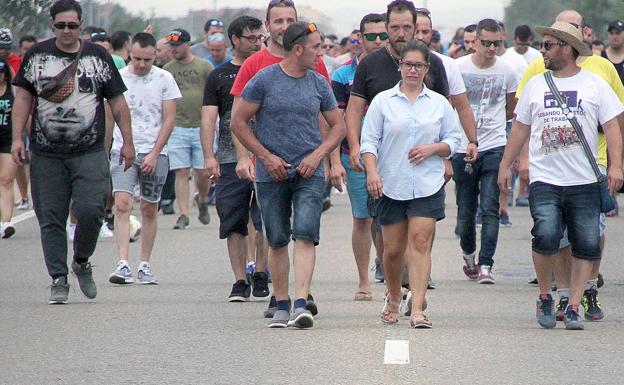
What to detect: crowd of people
<box><xmin>1</xmin><ymin>0</ymin><xmax>623</xmax><ymax>332</ymax></box>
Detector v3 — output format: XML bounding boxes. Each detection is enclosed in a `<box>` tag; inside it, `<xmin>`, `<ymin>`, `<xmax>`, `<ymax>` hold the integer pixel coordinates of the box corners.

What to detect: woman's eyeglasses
<box><xmin>400</xmin><ymin>61</ymin><xmax>428</xmax><ymax>71</ymax></box>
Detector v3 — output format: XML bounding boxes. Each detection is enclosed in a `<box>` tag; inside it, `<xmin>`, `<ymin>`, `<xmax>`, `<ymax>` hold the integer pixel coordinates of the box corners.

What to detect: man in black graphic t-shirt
<box><xmin>11</xmin><ymin>0</ymin><xmax>135</xmax><ymax>305</ymax></box>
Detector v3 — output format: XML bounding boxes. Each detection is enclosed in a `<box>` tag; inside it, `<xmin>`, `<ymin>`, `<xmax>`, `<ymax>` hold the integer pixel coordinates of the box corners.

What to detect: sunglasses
<box><xmin>209</xmin><ymin>20</ymin><xmax>224</xmax><ymax>27</ymax></box>
<box><xmin>287</xmin><ymin>22</ymin><xmax>317</xmax><ymax>47</ymax></box>
<box><xmin>400</xmin><ymin>61</ymin><xmax>428</xmax><ymax>71</ymax></box>
<box><xmin>209</xmin><ymin>35</ymin><xmax>224</xmax><ymax>42</ymax></box>
<box><xmin>363</xmin><ymin>32</ymin><xmax>389</xmax><ymax>42</ymax></box>
<box><xmin>539</xmin><ymin>41</ymin><xmax>567</xmax><ymax>51</ymax></box>
<box><xmin>167</xmin><ymin>34</ymin><xmax>185</xmax><ymax>43</ymax></box>
<box><xmin>479</xmin><ymin>39</ymin><xmax>504</xmax><ymax>48</ymax></box>
<box><xmin>240</xmin><ymin>34</ymin><xmax>264</xmax><ymax>43</ymax></box>
<box><xmin>53</xmin><ymin>22</ymin><xmax>80</xmax><ymax>30</ymax></box>
<box><xmin>322</xmin><ymin>44</ymin><xmax>335</xmax><ymax>49</ymax></box>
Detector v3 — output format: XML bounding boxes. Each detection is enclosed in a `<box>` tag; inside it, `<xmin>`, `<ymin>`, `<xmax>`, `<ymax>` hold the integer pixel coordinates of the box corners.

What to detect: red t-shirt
<box><xmin>7</xmin><ymin>53</ymin><xmax>22</xmax><ymax>76</ymax></box>
<box><xmin>230</xmin><ymin>48</ymin><xmax>330</xmax><ymax>96</ymax></box>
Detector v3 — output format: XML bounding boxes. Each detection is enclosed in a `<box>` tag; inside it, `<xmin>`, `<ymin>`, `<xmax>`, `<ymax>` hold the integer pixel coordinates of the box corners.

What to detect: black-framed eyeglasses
<box><xmin>363</xmin><ymin>32</ymin><xmax>389</xmax><ymax>42</ymax></box>
<box><xmin>539</xmin><ymin>41</ymin><xmax>567</xmax><ymax>51</ymax></box>
<box><xmin>400</xmin><ymin>61</ymin><xmax>428</xmax><ymax>71</ymax></box>
<box><xmin>240</xmin><ymin>34</ymin><xmax>265</xmax><ymax>43</ymax></box>
<box><xmin>54</xmin><ymin>22</ymin><xmax>81</xmax><ymax>30</ymax></box>
<box><xmin>287</xmin><ymin>22</ymin><xmax>318</xmax><ymax>47</ymax></box>
<box><xmin>479</xmin><ymin>39</ymin><xmax>504</xmax><ymax>48</ymax></box>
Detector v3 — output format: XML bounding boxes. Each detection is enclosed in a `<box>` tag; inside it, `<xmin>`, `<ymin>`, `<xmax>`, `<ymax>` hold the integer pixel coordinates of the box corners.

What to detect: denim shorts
<box><xmin>341</xmin><ymin>153</ymin><xmax>369</xmax><ymax>219</ymax></box>
<box><xmin>255</xmin><ymin>175</ymin><xmax>325</xmax><ymax>248</ymax></box>
<box><xmin>111</xmin><ymin>153</ymin><xmax>169</xmax><ymax>203</ymax></box>
<box><xmin>215</xmin><ymin>163</ymin><xmax>263</xmax><ymax>239</ymax></box>
<box><xmin>376</xmin><ymin>187</ymin><xmax>446</xmax><ymax>226</ymax></box>
<box><xmin>167</xmin><ymin>127</ymin><xmax>204</xmax><ymax>170</ymax></box>
<box><xmin>529</xmin><ymin>181</ymin><xmax>601</xmax><ymax>260</ymax></box>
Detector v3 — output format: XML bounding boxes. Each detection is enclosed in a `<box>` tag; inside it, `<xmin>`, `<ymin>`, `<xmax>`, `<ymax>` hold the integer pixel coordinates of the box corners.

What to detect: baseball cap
<box><xmin>166</xmin><ymin>28</ymin><xmax>191</xmax><ymax>46</ymax></box>
<box><xmin>0</xmin><ymin>28</ymin><xmax>13</xmax><ymax>49</ymax></box>
<box><xmin>608</xmin><ymin>20</ymin><xmax>624</xmax><ymax>32</ymax></box>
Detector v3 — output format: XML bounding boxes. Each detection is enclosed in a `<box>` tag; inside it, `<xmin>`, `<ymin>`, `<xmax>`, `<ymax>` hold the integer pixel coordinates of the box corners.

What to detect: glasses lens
<box><xmin>55</xmin><ymin>23</ymin><xmax>80</xmax><ymax>30</ymax></box>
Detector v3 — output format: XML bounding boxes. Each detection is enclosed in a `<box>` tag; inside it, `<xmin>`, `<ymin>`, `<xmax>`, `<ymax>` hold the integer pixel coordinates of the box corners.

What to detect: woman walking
<box><xmin>0</xmin><ymin>59</ymin><xmax>17</xmax><ymax>238</ymax></box>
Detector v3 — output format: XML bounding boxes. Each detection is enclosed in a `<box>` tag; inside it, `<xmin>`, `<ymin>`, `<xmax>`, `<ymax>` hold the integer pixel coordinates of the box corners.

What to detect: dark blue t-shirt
<box><xmin>242</xmin><ymin>64</ymin><xmax>338</xmax><ymax>182</ymax></box>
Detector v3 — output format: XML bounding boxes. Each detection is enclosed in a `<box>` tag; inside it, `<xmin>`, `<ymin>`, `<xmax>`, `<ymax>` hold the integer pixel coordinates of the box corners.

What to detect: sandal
<box><xmin>354</xmin><ymin>290</ymin><xmax>373</xmax><ymax>301</ymax></box>
<box><xmin>410</xmin><ymin>312</ymin><xmax>433</xmax><ymax>329</ymax></box>
<box><xmin>381</xmin><ymin>297</ymin><xmax>401</xmax><ymax>324</ymax></box>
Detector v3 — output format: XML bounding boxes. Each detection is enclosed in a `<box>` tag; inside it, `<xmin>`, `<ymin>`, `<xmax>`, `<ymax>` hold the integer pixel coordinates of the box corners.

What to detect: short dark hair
<box><xmin>90</xmin><ymin>27</ymin><xmax>111</xmax><ymax>43</ymax></box>
<box><xmin>227</xmin><ymin>15</ymin><xmax>263</xmax><ymax>48</ymax></box>
<box><xmin>50</xmin><ymin>0</ymin><xmax>82</xmax><ymax>21</ymax></box>
<box><xmin>386</xmin><ymin>0</ymin><xmax>417</xmax><ymax>25</ymax></box>
<box><xmin>81</xmin><ymin>26</ymin><xmax>99</xmax><ymax>36</ymax></box>
<box><xmin>476</xmin><ymin>18</ymin><xmax>501</xmax><ymax>35</ymax></box>
<box><xmin>266</xmin><ymin>0</ymin><xmax>297</xmax><ymax>23</ymax></box>
<box><xmin>0</xmin><ymin>59</ymin><xmax>12</xmax><ymax>84</ymax></box>
<box><xmin>283</xmin><ymin>21</ymin><xmax>316</xmax><ymax>52</ymax></box>
<box><xmin>111</xmin><ymin>30</ymin><xmax>132</xmax><ymax>51</ymax></box>
<box><xmin>464</xmin><ymin>24</ymin><xmax>477</xmax><ymax>33</ymax></box>
<box><xmin>132</xmin><ymin>32</ymin><xmax>156</xmax><ymax>48</ymax></box>
<box><xmin>19</xmin><ymin>35</ymin><xmax>37</xmax><ymax>47</ymax></box>
<box><xmin>514</xmin><ymin>25</ymin><xmax>534</xmax><ymax>40</ymax></box>
<box><xmin>400</xmin><ymin>39</ymin><xmax>430</xmax><ymax>62</ymax></box>
<box><xmin>360</xmin><ymin>13</ymin><xmax>386</xmax><ymax>34</ymax></box>
<box><xmin>326</xmin><ymin>34</ymin><xmax>338</xmax><ymax>41</ymax></box>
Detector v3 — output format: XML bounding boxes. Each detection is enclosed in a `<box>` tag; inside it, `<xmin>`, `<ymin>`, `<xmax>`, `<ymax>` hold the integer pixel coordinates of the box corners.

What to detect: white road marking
<box><xmin>11</xmin><ymin>210</ymin><xmax>36</xmax><ymax>224</ymax></box>
<box><xmin>384</xmin><ymin>339</ymin><xmax>410</xmax><ymax>365</ymax></box>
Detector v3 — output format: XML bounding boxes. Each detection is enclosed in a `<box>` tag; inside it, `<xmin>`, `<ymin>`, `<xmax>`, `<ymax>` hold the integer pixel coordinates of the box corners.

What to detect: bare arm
<box><xmin>297</xmin><ymin>108</ymin><xmax>346</xmax><ymax>179</ymax></box>
<box><xmin>498</xmin><ymin>119</ymin><xmax>531</xmax><ymax>195</ymax></box>
<box><xmin>108</xmin><ymin>94</ymin><xmax>136</xmax><ymax>170</ymax></box>
<box><xmin>104</xmin><ymin>101</ymin><xmax>114</xmax><ymax>152</ymax></box>
<box><xmin>345</xmin><ymin>94</ymin><xmax>367</xmax><ymax>171</ymax></box>
<box><xmin>200</xmin><ymin>105</ymin><xmax>219</xmax><ymax>177</ymax></box>
<box><xmin>140</xmin><ymin>99</ymin><xmax>176</xmax><ymax>175</ymax></box>
<box><xmin>231</xmin><ymin>96</ymin><xmax>256</xmax><ymax>180</ymax></box>
<box><xmin>505</xmin><ymin>92</ymin><xmax>517</xmax><ymax>121</ymax></box>
<box><xmin>10</xmin><ymin>87</ymin><xmax>34</xmax><ymax>165</ymax></box>
<box><xmin>449</xmin><ymin>92</ymin><xmax>478</xmax><ymax>161</ymax></box>
<box><xmin>602</xmin><ymin>116</ymin><xmax>624</xmax><ymax>194</ymax></box>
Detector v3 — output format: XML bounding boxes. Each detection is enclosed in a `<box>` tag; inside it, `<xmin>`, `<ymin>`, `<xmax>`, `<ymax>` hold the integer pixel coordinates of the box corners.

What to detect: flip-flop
<box><xmin>354</xmin><ymin>291</ymin><xmax>373</xmax><ymax>301</ymax></box>
<box><xmin>410</xmin><ymin>313</ymin><xmax>433</xmax><ymax>329</ymax></box>
<box><xmin>381</xmin><ymin>297</ymin><xmax>401</xmax><ymax>324</ymax></box>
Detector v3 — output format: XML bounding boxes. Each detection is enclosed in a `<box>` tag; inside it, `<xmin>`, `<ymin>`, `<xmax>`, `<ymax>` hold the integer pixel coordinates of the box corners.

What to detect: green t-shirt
<box><xmin>164</xmin><ymin>57</ymin><xmax>214</xmax><ymax>127</ymax></box>
<box><xmin>111</xmin><ymin>54</ymin><xmax>126</xmax><ymax>69</ymax></box>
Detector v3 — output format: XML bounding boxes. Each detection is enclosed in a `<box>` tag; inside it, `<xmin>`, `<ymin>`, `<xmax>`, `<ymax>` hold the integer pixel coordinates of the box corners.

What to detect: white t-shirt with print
<box><xmin>521</xmin><ymin>46</ymin><xmax>542</xmax><ymax>64</ymax></box>
<box><xmin>113</xmin><ymin>66</ymin><xmax>182</xmax><ymax>155</ymax></box>
<box><xmin>455</xmin><ymin>55</ymin><xmax>519</xmax><ymax>152</ymax></box>
<box><xmin>433</xmin><ymin>51</ymin><xmax>466</xmax><ymax>96</ymax></box>
<box><xmin>515</xmin><ymin>69</ymin><xmax>624</xmax><ymax>186</ymax></box>
<box><xmin>500</xmin><ymin>48</ymin><xmax>529</xmax><ymax>79</ymax></box>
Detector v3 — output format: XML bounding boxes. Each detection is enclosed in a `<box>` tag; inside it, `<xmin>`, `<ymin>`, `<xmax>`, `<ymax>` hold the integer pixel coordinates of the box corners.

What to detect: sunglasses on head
<box><xmin>287</xmin><ymin>22</ymin><xmax>317</xmax><ymax>47</ymax></box>
<box><xmin>209</xmin><ymin>35</ymin><xmax>224</xmax><ymax>42</ymax></box>
<box><xmin>539</xmin><ymin>41</ymin><xmax>567</xmax><ymax>51</ymax></box>
<box><xmin>479</xmin><ymin>39</ymin><xmax>503</xmax><ymax>48</ymax></box>
<box><xmin>54</xmin><ymin>22</ymin><xmax>80</xmax><ymax>30</ymax></box>
<box><xmin>415</xmin><ymin>7</ymin><xmax>431</xmax><ymax>17</ymax></box>
<box><xmin>363</xmin><ymin>32</ymin><xmax>388</xmax><ymax>42</ymax></box>
<box><xmin>209</xmin><ymin>20</ymin><xmax>224</xmax><ymax>27</ymax></box>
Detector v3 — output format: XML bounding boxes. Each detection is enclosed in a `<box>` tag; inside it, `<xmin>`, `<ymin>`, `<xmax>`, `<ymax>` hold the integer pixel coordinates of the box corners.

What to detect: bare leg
<box><xmin>15</xmin><ymin>164</ymin><xmax>29</xmax><ymax>203</ymax></box>
<box><xmin>227</xmin><ymin>233</ymin><xmax>247</xmax><ymax>282</ymax></box>
<box><xmin>269</xmin><ymin>245</ymin><xmax>290</xmax><ymax>301</ymax></box>
<box><xmin>293</xmin><ymin>240</ymin><xmax>316</xmax><ymax>300</ymax></box>
<box><xmin>532</xmin><ymin>251</ymin><xmax>555</xmax><ymax>295</ymax></box>
<box><xmin>407</xmin><ymin>217</ymin><xmax>436</xmax><ymax>316</ymax></box>
<box><xmin>381</xmin><ymin>221</ymin><xmax>408</xmax><ymax>303</ymax></box>
<box><xmin>0</xmin><ymin>154</ymin><xmax>17</xmax><ymax>223</ymax></box>
<box><xmin>194</xmin><ymin>169</ymin><xmax>209</xmax><ymax>204</ymax></box>
<box><xmin>113</xmin><ymin>192</ymin><xmax>133</xmax><ymax>261</ymax></box>
<box><xmin>352</xmin><ymin>217</ymin><xmax>373</xmax><ymax>292</ymax></box>
<box><xmin>569</xmin><ymin>257</ymin><xmax>594</xmax><ymax>306</ymax></box>
<box><xmin>174</xmin><ymin>168</ymin><xmax>190</xmax><ymax>216</ymax></box>
<box><xmin>139</xmin><ymin>200</ymin><xmax>158</xmax><ymax>262</ymax></box>
<box><xmin>255</xmin><ymin>230</ymin><xmax>268</xmax><ymax>273</ymax></box>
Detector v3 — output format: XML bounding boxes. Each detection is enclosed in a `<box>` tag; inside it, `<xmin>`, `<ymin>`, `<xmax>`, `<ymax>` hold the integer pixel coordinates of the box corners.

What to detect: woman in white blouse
<box><xmin>360</xmin><ymin>40</ymin><xmax>461</xmax><ymax>328</ymax></box>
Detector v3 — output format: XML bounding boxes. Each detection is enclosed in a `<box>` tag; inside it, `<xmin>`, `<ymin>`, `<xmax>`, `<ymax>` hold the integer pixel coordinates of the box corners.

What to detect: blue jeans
<box><xmin>255</xmin><ymin>176</ymin><xmax>325</xmax><ymax>248</ymax></box>
<box><xmin>452</xmin><ymin>146</ymin><xmax>504</xmax><ymax>267</ymax></box>
<box><xmin>529</xmin><ymin>181</ymin><xmax>601</xmax><ymax>260</ymax></box>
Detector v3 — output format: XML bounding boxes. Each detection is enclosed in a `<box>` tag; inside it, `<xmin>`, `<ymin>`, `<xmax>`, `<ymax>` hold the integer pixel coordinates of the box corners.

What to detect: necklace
<box><xmin>386</xmin><ymin>45</ymin><xmax>400</xmax><ymax>67</ymax></box>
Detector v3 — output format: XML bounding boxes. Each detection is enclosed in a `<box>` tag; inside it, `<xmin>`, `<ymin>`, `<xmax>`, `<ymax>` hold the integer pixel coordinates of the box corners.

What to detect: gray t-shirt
<box><xmin>241</xmin><ymin>64</ymin><xmax>338</xmax><ymax>182</ymax></box>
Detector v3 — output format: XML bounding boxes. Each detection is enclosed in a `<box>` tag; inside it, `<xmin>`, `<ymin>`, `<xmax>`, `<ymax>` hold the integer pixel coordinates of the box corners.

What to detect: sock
<box><xmin>293</xmin><ymin>298</ymin><xmax>307</xmax><ymax>310</ymax></box>
<box><xmin>138</xmin><ymin>261</ymin><xmax>150</xmax><ymax>270</ymax></box>
<box><xmin>277</xmin><ymin>300</ymin><xmax>290</xmax><ymax>311</ymax></box>
<box><xmin>585</xmin><ymin>279</ymin><xmax>598</xmax><ymax>291</ymax></box>
<box><xmin>557</xmin><ymin>288</ymin><xmax>570</xmax><ymax>299</ymax></box>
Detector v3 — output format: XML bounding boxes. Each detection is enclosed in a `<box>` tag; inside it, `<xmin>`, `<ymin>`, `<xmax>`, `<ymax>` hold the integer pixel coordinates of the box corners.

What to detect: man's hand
<box><xmin>348</xmin><ymin>146</ymin><xmax>364</xmax><ymax>172</ymax></box>
<box><xmin>607</xmin><ymin>166</ymin><xmax>624</xmax><ymax>195</ymax></box>
<box><xmin>264</xmin><ymin>154</ymin><xmax>291</xmax><ymax>181</ymax></box>
<box><xmin>119</xmin><ymin>142</ymin><xmax>136</xmax><ymax>171</ymax></box>
<box><xmin>11</xmin><ymin>140</ymin><xmax>26</xmax><ymax>166</ymax></box>
<box><xmin>366</xmin><ymin>171</ymin><xmax>383</xmax><ymax>199</ymax></box>
<box><xmin>140</xmin><ymin>151</ymin><xmax>158</xmax><ymax>175</ymax></box>
<box><xmin>204</xmin><ymin>154</ymin><xmax>220</xmax><ymax>179</ymax></box>
<box><xmin>498</xmin><ymin>167</ymin><xmax>513</xmax><ymax>195</ymax></box>
<box><xmin>464</xmin><ymin>143</ymin><xmax>478</xmax><ymax>163</ymax></box>
<box><xmin>297</xmin><ymin>152</ymin><xmax>322</xmax><ymax>178</ymax></box>
<box><xmin>329</xmin><ymin>162</ymin><xmax>346</xmax><ymax>192</ymax></box>
<box><xmin>235</xmin><ymin>157</ymin><xmax>255</xmax><ymax>181</ymax></box>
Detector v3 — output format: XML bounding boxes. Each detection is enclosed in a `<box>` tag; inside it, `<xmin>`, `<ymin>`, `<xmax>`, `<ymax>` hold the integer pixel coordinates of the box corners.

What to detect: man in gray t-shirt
<box><xmin>231</xmin><ymin>22</ymin><xmax>345</xmax><ymax>329</ymax></box>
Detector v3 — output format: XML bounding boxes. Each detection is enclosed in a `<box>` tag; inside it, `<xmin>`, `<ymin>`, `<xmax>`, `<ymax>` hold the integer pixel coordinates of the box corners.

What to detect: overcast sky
<box><xmin>112</xmin><ymin>0</ymin><xmax>510</xmax><ymax>40</ymax></box>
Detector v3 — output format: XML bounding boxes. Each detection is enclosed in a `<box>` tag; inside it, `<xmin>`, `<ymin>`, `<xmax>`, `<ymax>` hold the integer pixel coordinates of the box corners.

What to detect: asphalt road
<box><xmin>1</xmin><ymin>183</ymin><xmax>623</xmax><ymax>384</ymax></box>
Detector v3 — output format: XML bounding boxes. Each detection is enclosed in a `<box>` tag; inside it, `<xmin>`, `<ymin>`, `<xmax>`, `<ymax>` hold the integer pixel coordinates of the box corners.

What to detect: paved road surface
<box><xmin>2</xmin><ymin>184</ymin><xmax>623</xmax><ymax>384</ymax></box>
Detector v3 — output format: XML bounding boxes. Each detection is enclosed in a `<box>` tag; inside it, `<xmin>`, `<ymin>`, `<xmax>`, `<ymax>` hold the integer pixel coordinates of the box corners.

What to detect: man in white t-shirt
<box><xmin>109</xmin><ymin>32</ymin><xmax>182</xmax><ymax>285</ymax></box>
<box><xmin>498</xmin><ymin>22</ymin><xmax>623</xmax><ymax>330</ymax></box>
<box><xmin>453</xmin><ymin>19</ymin><xmax>519</xmax><ymax>284</ymax></box>
<box><xmin>513</xmin><ymin>25</ymin><xmax>542</xmax><ymax>64</ymax></box>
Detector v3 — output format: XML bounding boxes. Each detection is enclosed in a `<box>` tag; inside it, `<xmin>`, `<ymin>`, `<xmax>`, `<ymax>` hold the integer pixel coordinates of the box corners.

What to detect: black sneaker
<box><xmin>105</xmin><ymin>211</ymin><xmax>114</xmax><ymax>231</ymax></box>
<box><xmin>305</xmin><ymin>293</ymin><xmax>318</xmax><ymax>316</ymax></box>
<box><xmin>49</xmin><ymin>276</ymin><xmax>69</xmax><ymax>304</ymax></box>
<box><xmin>555</xmin><ymin>296</ymin><xmax>569</xmax><ymax>322</ymax></box>
<box><xmin>71</xmin><ymin>261</ymin><xmax>97</xmax><ymax>299</ymax></box>
<box><xmin>251</xmin><ymin>272</ymin><xmax>270</xmax><ymax>301</ymax></box>
<box><xmin>597</xmin><ymin>273</ymin><xmax>604</xmax><ymax>288</ymax></box>
<box><xmin>228</xmin><ymin>280</ymin><xmax>251</xmax><ymax>302</ymax></box>
<box><xmin>582</xmin><ymin>288</ymin><xmax>604</xmax><ymax>321</ymax></box>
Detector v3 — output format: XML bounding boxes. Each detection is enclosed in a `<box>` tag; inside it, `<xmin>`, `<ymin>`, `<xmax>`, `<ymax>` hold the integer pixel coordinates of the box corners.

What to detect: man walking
<box><xmin>108</xmin><ymin>32</ymin><xmax>181</xmax><ymax>285</ymax></box>
<box><xmin>163</xmin><ymin>28</ymin><xmax>214</xmax><ymax>229</ymax></box>
<box><xmin>499</xmin><ymin>21</ymin><xmax>623</xmax><ymax>330</ymax></box>
<box><xmin>231</xmin><ymin>22</ymin><xmax>345</xmax><ymax>329</ymax></box>
<box><xmin>11</xmin><ymin>0</ymin><xmax>135</xmax><ymax>304</ymax></box>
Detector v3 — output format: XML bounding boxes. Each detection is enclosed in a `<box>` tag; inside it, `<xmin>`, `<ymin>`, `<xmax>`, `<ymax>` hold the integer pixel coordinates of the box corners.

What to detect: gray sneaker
<box><xmin>194</xmin><ymin>193</ymin><xmax>211</xmax><ymax>225</ymax></box>
<box><xmin>71</xmin><ymin>261</ymin><xmax>97</xmax><ymax>299</ymax></box>
<box><xmin>109</xmin><ymin>261</ymin><xmax>134</xmax><ymax>284</ymax></box>
<box><xmin>49</xmin><ymin>276</ymin><xmax>69</xmax><ymax>304</ymax></box>
<box><xmin>374</xmin><ymin>257</ymin><xmax>384</xmax><ymax>283</ymax></box>
<box><xmin>289</xmin><ymin>307</ymin><xmax>314</xmax><ymax>329</ymax></box>
<box><xmin>137</xmin><ymin>265</ymin><xmax>159</xmax><ymax>284</ymax></box>
<box><xmin>267</xmin><ymin>309</ymin><xmax>290</xmax><ymax>328</ymax></box>
<box><xmin>173</xmin><ymin>214</ymin><xmax>190</xmax><ymax>230</ymax></box>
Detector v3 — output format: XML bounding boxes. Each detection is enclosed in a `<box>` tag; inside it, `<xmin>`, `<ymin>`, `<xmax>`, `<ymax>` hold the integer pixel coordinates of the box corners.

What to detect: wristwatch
<box><xmin>468</xmin><ymin>140</ymin><xmax>479</xmax><ymax>146</ymax></box>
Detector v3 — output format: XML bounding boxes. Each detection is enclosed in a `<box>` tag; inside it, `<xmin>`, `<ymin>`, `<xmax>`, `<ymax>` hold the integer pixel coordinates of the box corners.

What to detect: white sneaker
<box><xmin>137</xmin><ymin>264</ymin><xmax>158</xmax><ymax>284</ymax></box>
<box><xmin>109</xmin><ymin>261</ymin><xmax>134</xmax><ymax>284</ymax></box>
<box><xmin>99</xmin><ymin>223</ymin><xmax>114</xmax><ymax>238</ymax></box>
<box><xmin>16</xmin><ymin>198</ymin><xmax>30</xmax><ymax>210</ymax></box>
<box><xmin>129</xmin><ymin>215</ymin><xmax>142</xmax><ymax>243</ymax></box>
<box><xmin>1</xmin><ymin>222</ymin><xmax>16</xmax><ymax>239</ymax></box>
<box><xmin>66</xmin><ymin>223</ymin><xmax>76</xmax><ymax>241</ymax></box>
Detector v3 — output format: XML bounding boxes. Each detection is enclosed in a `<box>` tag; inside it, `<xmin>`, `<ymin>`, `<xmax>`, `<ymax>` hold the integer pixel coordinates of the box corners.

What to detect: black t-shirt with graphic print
<box><xmin>13</xmin><ymin>38</ymin><xmax>126</xmax><ymax>157</ymax></box>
